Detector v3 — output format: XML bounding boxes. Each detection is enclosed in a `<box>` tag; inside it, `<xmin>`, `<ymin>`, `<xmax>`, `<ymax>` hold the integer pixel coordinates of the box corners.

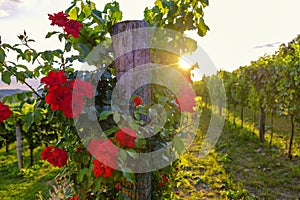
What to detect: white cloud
<box><xmin>0</xmin><ymin>0</ymin><xmax>22</xmax><ymax>18</ymax></box>
<box><xmin>0</xmin><ymin>9</ymin><xmax>10</xmax><ymax>17</ymax></box>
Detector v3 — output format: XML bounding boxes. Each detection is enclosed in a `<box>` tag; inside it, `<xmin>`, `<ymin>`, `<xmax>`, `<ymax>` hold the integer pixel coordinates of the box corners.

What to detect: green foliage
<box><xmin>0</xmin><ymin>0</ymin><xmax>211</xmax><ymax>198</ymax></box>
<box><xmin>144</xmin><ymin>0</ymin><xmax>209</xmax><ymax>35</ymax></box>
<box><xmin>193</xmin><ymin>34</ymin><xmax>300</xmax><ymax>156</ymax></box>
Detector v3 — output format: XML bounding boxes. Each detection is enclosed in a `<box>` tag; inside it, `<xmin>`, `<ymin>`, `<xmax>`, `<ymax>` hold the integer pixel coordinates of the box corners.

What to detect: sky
<box><xmin>1</xmin><ymin>0</ymin><xmax>300</xmax><ymax>89</ymax></box>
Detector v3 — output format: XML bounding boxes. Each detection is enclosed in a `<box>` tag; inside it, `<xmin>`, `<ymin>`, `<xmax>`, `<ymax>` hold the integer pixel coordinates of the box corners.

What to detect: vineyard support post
<box><xmin>259</xmin><ymin>107</ymin><xmax>265</xmax><ymax>142</ymax></box>
<box><xmin>16</xmin><ymin>119</ymin><xmax>23</xmax><ymax>169</ymax></box>
<box><xmin>112</xmin><ymin>20</ymin><xmax>151</xmax><ymax>200</ymax></box>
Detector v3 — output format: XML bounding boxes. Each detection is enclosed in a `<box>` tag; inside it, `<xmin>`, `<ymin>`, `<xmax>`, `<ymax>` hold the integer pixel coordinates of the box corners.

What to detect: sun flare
<box><xmin>179</xmin><ymin>58</ymin><xmax>191</xmax><ymax>70</ymax></box>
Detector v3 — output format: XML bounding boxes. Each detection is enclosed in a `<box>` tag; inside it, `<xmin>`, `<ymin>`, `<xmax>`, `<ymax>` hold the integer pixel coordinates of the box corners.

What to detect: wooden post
<box><xmin>16</xmin><ymin>120</ymin><xmax>23</xmax><ymax>169</ymax></box>
<box><xmin>112</xmin><ymin>20</ymin><xmax>151</xmax><ymax>200</ymax></box>
<box><xmin>288</xmin><ymin>115</ymin><xmax>295</xmax><ymax>159</ymax></box>
<box><xmin>259</xmin><ymin>107</ymin><xmax>265</xmax><ymax>142</ymax></box>
<box><xmin>240</xmin><ymin>106</ymin><xmax>244</xmax><ymax>128</ymax></box>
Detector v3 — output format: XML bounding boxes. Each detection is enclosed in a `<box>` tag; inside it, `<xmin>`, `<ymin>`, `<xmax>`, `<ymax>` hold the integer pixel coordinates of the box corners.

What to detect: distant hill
<box><xmin>0</xmin><ymin>89</ymin><xmax>27</xmax><ymax>98</ymax></box>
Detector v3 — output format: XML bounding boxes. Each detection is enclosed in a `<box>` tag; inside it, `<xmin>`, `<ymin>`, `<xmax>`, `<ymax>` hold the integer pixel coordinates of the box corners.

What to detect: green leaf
<box><xmin>69</xmin><ymin>7</ymin><xmax>79</xmax><ymax>20</ymax></box>
<box><xmin>58</xmin><ymin>33</ymin><xmax>65</xmax><ymax>42</ymax></box>
<box><xmin>201</xmin><ymin>0</ymin><xmax>209</xmax><ymax>7</ymax></box>
<box><xmin>34</xmin><ymin>109</ymin><xmax>43</xmax><ymax>121</ymax></box>
<box><xmin>1</xmin><ymin>71</ymin><xmax>12</xmax><ymax>84</ymax></box>
<box><xmin>134</xmin><ymin>138</ymin><xmax>146</xmax><ymax>149</ymax></box>
<box><xmin>197</xmin><ymin>18</ymin><xmax>209</xmax><ymax>37</ymax></box>
<box><xmin>112</xmin><ymin>10</ymin><xmax>122</xmax><ymax>22</ymax></box>
<box><xmin>16</xmin><ymin>92</ymin><xmax>27</xmax><ymax>101</ymax></box>
<box><xmin>43</xmin><ymin>51</ymin><xmax>52</xmax><ymax>61</ymax></box>
<box><xmin>113</xmin><ymin>113</ymin><xmax>120</xmax><ymax>123</ymax></box>
<box><xmin>93</xmin><ymin>177</ymin><xmax>102</xmax><ymax>192</ymax></box>
<box><xmin>78</xmin><ymin>43</ymin><xmax>90</xmax><ymax>57</ymax></box>
<box><xmin>32</xmin><ymin>52</ymin><xmax>41</xmax><ymax>64</ymax></box>
<box><xmin>155</xmin><ymin>0</ymin><xmax>163</xmax><ymax>10</ymax></box>
<box><xmin>77</xmin><ymin>168</ymin><xmax>89</xmax><ymax>183</ymax></box>
<box><xmin>104</xmin><ymin>127</ymin><xmax>119</xmax><ymax>137</ymax></box>
<box><xmin>24</xmin><ymin>112</ymin><xmax>34</xmax><ymax>132</ymax></box>
<box><xmin>133</xmin><ymin>113</ymin><xmax>140</xmax><ymax>121</ymax></box>
<box><xmin>16</xmin><ymin>65</ymin><xmax>28</xmax><ymax>70</ymax></box>
<box><xmin>1</xmin><ymin>44</ymin><xmax>14</xmax><ymax>50</ymax></box>
<box><xmin>91</xmin><ymin>10</ymin><xmax>105</xmax><ymax>24</ymax></box>
<box><xmin>15</xmin><ymin>72</ymin><xmax>25</xmax><ymax>82</ymax></box>
<box><xmin>65</xmin><ymin>42</ymin><xmax>72</xmax><ymax>52</ymax></box>
<box><xmin>122</xmin><ymin>169</ymin><xmax>135</xmax><ymax>184</ymax></box>
<box><xmin>83</xmin><ymin>4</ymin><xmax>92</xmax><ymax>16</ymax></box>
<box><xmin>45</xmin><ymin>31</ymin><xmax>60</xmax><ymax>39</ymax></box>
<box><xmin>0</xmin><ymin>48</ymin><xmax>5</xmax><ymax>63</ymax></box>
<box><xmin>99</xmin><ymin>110</ymin><xmax>113</xmax><ymax>121</ymax></box>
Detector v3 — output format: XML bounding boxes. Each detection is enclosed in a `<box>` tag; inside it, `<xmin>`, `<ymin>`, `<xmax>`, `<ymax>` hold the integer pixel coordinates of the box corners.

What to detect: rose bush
<box><xmin>0</xmin><ymin>0</ymin><xmax>208</xmax><ymax>199</ymax></box>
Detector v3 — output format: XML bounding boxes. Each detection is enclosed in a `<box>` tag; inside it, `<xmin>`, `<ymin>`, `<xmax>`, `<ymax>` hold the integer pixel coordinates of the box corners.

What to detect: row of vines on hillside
<box><xmin>194</xmin><ymin>35</ymin><xmax>300</xmax><ymax>159</ymax></box>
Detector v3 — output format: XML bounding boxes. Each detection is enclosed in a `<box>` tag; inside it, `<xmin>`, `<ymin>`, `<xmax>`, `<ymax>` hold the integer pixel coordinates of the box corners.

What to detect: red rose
<box><xmin>70</xmin><ymin>78</ymin><xmax>94</xmax><ymax>98</ymax></box>
<box><xmin>45</xmin><ymin>85</ymin><xmax>72</xmax><ymax>111</ymax></box>
<box><xmin>42</xmin><ymin>74</ymin><xmax>94</xmax><ymax>118</ymax></box>
<box><xmin>50</xmin><ymin>148</ymin><xmax>68</xmax><ymax>167</ymax></box>
<box><xmin>42</xmin><ymin>71</ymin><xmax>95</xmax><ymax>118</ymax></box>
<box><xmin>61</xmin><ymin>96</ymin><xmax>85</xmax><ymax>118</ymax></box>
<box><xmin>159</xmin><ymin>182</ymin><xmax>164</xmax><ymax>187</ymax></box>
<box><xmin>133</xmin><ymin>96</ymin><xmax>143</xmax><ymax>107</ymax></box>
<box><xmin>64</xmin><ymin>20</ymin><xmax>83</xmax><ymax>38</ymax></box>
<box><xmin>0</xmin><ymin>102</ymin><xmax>12</xmax><ymax>123</ymax></box>
<box><xmin>40</xmin><ymin>146</ymin><xmax>55</xmax><ymax>160</ymax></box>
<box><xmin>88</xmin><ymin>138</ymin><xmax>119</xmax><ymax>168</ymax></box>
<box><xmin>41</xmin><ymin>70</ymin><xmax>68</xmax><ymax>88</ymax></box>
<box><xmin>40</xmin><ymin>146</ymin><xmax>68</xmax><ymax>168</ymax></box>
<box><xmin>48</xmin><ymin>12</ymin><xmax>82</xmax><ymax>38</ymax></box>
<box><xmin>115</xmin><ymin>128</ymin><xmax>136</xmax><ymax>148</ymax></box>
<box><xmin>92</xmin><ymin>159</ymin><xmax>115</xmax><ymax>178</ymax></box>
<box><xmin>48</xmin><ymin>11</ymin><xmax>69</xmax><ymax>27</ymax></box>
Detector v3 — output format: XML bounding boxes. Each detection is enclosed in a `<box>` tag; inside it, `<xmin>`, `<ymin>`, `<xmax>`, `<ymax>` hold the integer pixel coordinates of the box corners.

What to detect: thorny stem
<box><xmin>20</xmin><ymin>39</ymin><xmax>43</xmax><ymax>67</ymax></box>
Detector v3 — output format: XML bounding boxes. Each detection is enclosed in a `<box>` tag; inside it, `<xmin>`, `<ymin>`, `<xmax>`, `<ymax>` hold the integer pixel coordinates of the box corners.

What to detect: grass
<box><xmin>175</xmin><ymin>109</ymin><xmax>248</xmax><ymax>199</ymax></box>
<box><xmin>0</xmin><ymin>142</ymin><xmax>59</xmax><ymax>200</ymax></box>
<box><xmin>176</xmin><ymin>107</ymin><xmax>300</xmax><ymax>199</ymax></box>
<box><xmin>0</xmin><ymin>105</ymin><xmax>299</xmax><ymax>199</ymax></box>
